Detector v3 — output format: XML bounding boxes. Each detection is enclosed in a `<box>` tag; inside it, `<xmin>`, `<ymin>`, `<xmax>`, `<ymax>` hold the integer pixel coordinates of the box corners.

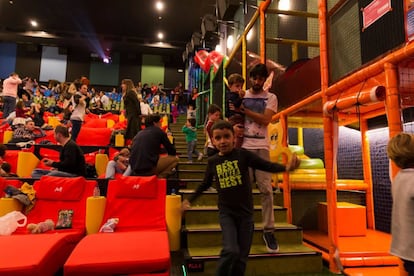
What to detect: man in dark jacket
<box><xmin>31</xmin><ymin>125</ymin><xmax>86</xmax><ymax>178</ymax></box>
<box><xmin>129</xmin><ymin>114</ymin><xmax>178</xmax><ymax>178</ymax></box>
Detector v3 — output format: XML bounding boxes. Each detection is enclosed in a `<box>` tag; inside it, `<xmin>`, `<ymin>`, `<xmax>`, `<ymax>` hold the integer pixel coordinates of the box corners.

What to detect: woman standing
<box><xmin>69</xmin><ymin>84</ymin><xmax>87</xmax><ymax>142</ymax></box>
<box><xmin>122</xmin><ymin>79</ymin><xmax>141</xmax><ymax>143</ymax></box>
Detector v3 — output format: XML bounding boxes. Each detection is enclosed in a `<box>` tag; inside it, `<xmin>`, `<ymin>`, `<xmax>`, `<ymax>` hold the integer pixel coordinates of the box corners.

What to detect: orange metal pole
<box><xmin>323</xmin><ymin>116</ymin><xmax>340</xmax><ymax>273</ymax></box>
<box><xmin>272</xmin><ymin>91</ymin><xmax>323</xmax><ymax>121</ymax></box>
<box><xmin>242</xmin><ymin>36</ymin><xmax>247</xmax><ymax>88</ymax></box>
<box><xmin>323</xmin><ymin>86</ymin><xmax>385</xmax><ymax>115</ymax></box>
<box><xmin>279</xmin><ymin>182</ymin><xmax>368</xmax><ymax>190</ymax></box>
<box><xmin>259</xmin><ymin>0</ymin><xmax>271</xmax><ymax>63</ymax></box>
<box><xmin>280</xmin><ymin>115</ymin><xmax>292</xmax><ymax>223</ymax></box>
<box><xmin>360</xmin><ymin>118</ymin><xmax>375</xmax><ymax>229</ymax></box>
<box><xmin>319</xmin><ymin>0</ymin><xmax>340</xmax><ymax>273</ymax></box>
<box><xmin>384</xmin><ymin>62</ymin><xmax>403</xmax><ymax>179</ymax></box>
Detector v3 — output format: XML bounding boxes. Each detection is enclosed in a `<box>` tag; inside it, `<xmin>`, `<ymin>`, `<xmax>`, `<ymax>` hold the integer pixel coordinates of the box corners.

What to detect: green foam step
<box><xmin>180</xmin><ymin>188</ymin><xmax>284</xmax><ymax>207</ymax></box>
<box><xmin>184</xmin><ymin>205</ymin><xmax>288</xmax><ymax>225</ymax></box>
<box><xmin>185</xmin><ymin>226</ymin><xmax>304</xmax><ymax>249</ymax></box>
<box><xmin>185</xmin><ymin>247</ymin><xmax>323</xmax><ymax>275</ymax></box>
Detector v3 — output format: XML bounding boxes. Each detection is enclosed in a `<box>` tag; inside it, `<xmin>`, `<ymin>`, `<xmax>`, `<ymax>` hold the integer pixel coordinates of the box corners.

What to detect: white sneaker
<box><xmin>197</xmin><ymin>153</ymin><xmax>204</xmax><ymax>161</ymax></box>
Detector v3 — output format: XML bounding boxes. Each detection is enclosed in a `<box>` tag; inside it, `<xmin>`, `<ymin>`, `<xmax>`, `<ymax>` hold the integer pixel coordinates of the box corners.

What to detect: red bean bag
<box><xmin>83</xmin><ymin>118</ymin><xmax>108</xmax><ymax>128</ymax></box>
<box><xmin>77</xmin><ymin>127</ymin><xmax>112</xmax><ymax>146</ymax></box>
<box><xmin>3</xmin><ymin>150</ymin><xmax>20</xmax><ymax>174</ymax></box>
<box><xmin>101</xmin><ymin>113</ymin><xmax>119</xmax><ymax>122</ymax></box>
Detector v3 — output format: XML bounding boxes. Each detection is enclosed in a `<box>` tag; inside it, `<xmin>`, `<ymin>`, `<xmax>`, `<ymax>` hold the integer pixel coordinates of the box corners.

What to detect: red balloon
<box><xmin>194</xmin><ymin>50</ymin><xmax>210</xmax><ymax>73</ymax></box>
<box><xmin>208</xmin><ymin>51</ymin><xmax>224</xmax><ymax>73</ymax></box>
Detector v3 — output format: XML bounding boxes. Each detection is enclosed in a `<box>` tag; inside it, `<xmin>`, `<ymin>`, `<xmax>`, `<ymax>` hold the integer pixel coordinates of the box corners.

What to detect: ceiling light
<box><xmin>227</xmin><ymin>35</ymin><xmax>234</xmax><ymax>50</ymax></box>
<box><xmin>21</xmin><ymin>31</ymin><xmax>56</xmax><ymax>38</ymax></box>
<box><xmin>278</xmin><ymin>0</ymin><xmax>290</xmax><ymax>10</ymax></box>
<box><xmin>144</xmin><ymin>42</ymin><xmax>178</xmax><ymax>49</ymax></box>
<box><xmin>155</xmin><ymin>1</ymin><xmax>164</xmax><ymax>11</ymax></box>
<box><xmin>215</xmin><ymin>44</ymin><xmax>222</xmax><ymax>53</ymax></box>
<box><xmin>157</xmin><ymin>32</ymin><xmax>164</xmax><ymax>39</ymax></box>
<box><xmin>246</xmin><ymin>29</ymin><xmax>253</xmax><ymax>41</ymax></box>
<box><xmin>30</xmin><ymin>20</ymin><xmax>38</xmax><ymax>27</ymax></box>
<box><xmin>9</xmin><ymin>0</ymin><xmax>13</xmax><ymax>4</ymax></box>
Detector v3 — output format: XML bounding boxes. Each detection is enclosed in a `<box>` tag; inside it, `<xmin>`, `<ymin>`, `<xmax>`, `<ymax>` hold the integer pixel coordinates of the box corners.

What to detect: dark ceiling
<box><xmin>0</xmin><ymin>0</ymin><xmax>217</xmax><ymax>57</ymax></box>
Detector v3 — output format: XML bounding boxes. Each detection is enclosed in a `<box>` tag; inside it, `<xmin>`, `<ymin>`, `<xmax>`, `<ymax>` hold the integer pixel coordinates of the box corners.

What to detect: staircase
<box><xmin>169</xmin><ymin>116</ymin><xmax>324</xmax><ymax>275</ymax></box>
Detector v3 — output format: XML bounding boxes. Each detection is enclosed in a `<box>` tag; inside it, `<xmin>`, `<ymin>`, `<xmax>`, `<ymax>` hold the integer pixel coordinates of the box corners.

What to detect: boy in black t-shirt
<box><xmin>182</xmin><ymin>120</ymin><xmax>300</xmax><ymax>276</ymax></box>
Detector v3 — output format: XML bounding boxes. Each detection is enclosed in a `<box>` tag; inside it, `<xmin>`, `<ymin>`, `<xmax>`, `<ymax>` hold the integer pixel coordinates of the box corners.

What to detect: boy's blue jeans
<box><xmin>216</xmin><ymin>208</ymin><xmax>254</xmax><ymax>276</ymax></box>
<box><xmin>187</xmin><ymin>140</ymin><xmax>200</xmax><ymax>161</ymax></box>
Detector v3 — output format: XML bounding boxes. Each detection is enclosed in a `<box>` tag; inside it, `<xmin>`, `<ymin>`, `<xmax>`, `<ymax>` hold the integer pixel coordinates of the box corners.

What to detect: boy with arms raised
<box><xmin>182</xmin><ymin>120</ymin><xmax>300</xmax><ymax>276</ymax></box>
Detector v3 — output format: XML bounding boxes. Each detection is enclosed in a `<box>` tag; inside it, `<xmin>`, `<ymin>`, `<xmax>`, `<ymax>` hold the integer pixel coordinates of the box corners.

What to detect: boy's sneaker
<box><xmin>263</xmin><ymin>232</ymin><xmax>279</xmax><ymax>253</ymax></box>
<box><xmin>197</xmin><ymin>153</ymin><xmax>204</xmax><ymax>161</ymax></box>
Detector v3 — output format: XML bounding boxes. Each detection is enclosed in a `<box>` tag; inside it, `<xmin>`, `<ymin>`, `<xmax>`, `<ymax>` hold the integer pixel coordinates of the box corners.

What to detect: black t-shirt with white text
<box><xmin>189</xmin><ymin>148</ymin><xmax>286</xmax><ymax>216</ymax></box>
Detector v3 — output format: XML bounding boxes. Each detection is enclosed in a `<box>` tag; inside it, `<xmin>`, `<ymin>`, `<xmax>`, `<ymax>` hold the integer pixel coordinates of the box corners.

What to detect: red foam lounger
<box><xmin>83</xmin><ymin>118</ymin><xmax>108</xmax><ymax>128</ymax></box>
<box><xmin>76</xmin><ymin>127</ymin><xmax>112</xmax><ymax>146</ymax></box>
<box><xmin>64</xmin><ymin>176</ymin><xmax>170</xmax><ymax>276</ymax></box>
<box><xmin>101</xmin><ymin>112</ymin><xmax>119</xmax><ymax>122</ymax></box>
<box><xmin>0</xmin><ymin>176</ymin><xmax>96</xmax><ymax>276</ymax></box>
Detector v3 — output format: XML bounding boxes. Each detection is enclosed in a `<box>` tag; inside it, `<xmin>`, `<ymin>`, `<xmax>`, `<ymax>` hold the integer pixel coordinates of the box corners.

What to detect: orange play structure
<box><xmin>222</xmin><ymin>0</ymin><xmax>411</xmax><ymax>275</ymax></box>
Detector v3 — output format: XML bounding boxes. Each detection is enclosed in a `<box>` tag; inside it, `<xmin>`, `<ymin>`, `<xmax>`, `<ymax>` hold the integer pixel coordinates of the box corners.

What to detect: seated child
<box><xmin>9</xmin><ymin>118</ymin><xmax>46</xmax><ymax>144</ymax></box>
<box><xmin>105</xmin><ymin>148</ymin><xmax>130</xmax><ymax>179</ymax></box>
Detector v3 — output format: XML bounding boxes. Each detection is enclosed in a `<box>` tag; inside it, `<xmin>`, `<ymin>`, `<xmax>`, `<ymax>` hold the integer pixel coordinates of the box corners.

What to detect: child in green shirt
<box><xmin>182</xmin><ymin>118</ymin><xmax>203</xmax><ymax>163</ymax></box>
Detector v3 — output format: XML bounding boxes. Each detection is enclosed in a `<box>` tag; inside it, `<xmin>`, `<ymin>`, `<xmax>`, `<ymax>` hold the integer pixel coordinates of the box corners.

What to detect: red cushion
<box><xmin>64</xmin><ymin>231</ymin><xmax>170</xmax><ymax>276</ymax></box>
<box><xmin>13</xmin><ymin>177</ymin><xmax>96</xmax><ymax>232</ymax></box>
<box><xmin>83</xmin><ymin>119</ymin><xmax>108</xmax><ymax>128</ymax></box>
<box><xmin>108</xmin><ymin>147</ymin><xmax>120</xmax><ymax>160</ymax></box>
<box><xmin>114</xmin><ymin>175</ymin><xmax>158</xmax><ymax>199</ymax></box>
<box><xmin>101</xmin><ymin>113</ymin><xmax>119</xmax><ymax>122</ymax></box>
<box><xmin>84</xmin><ymin>151</ymin><xmax>98</xmax><ymax>164</ymax></box>
<box><xmin>4</xmin><ymin>150</ymin><xmax>19</xmax><ymax>174</ymax></box>
<box><xmin>43</xmin><ymin>111</ymin><xmax>54</xmax><ymax>117</ymax></box>
<box><xmin>35</xmin><ymin>130</ymin><xmax>56</xmax><ymax>144</ymax></box>
<box><xmin>39</xmin><ymin>147</ymin><xmax>60</xmax><ymax>160</ymax></box>
<box><xmin>37</xmin><ymin>148</ymin><xmax>59</xmax><ymax>169</ymax></box>
<box><xmin>84</xmin><ymin>113</ymin><xmax>99</xmax><ymax>121</ymax></box>
<box><xmin>77</xmin><ymin>127</ymin><xmax>112</xmax><ymax>146</ymax></box>
<box><xmin>0</xmin><ymin>232</ymin><xmax>83</xmax><ymax>275</ymax></box>
<box><xmin>0</xmin><ymin>178</ymin><xmax>22</xmax><ymax>197</ymax></box>
<box><xmin>35</xmin><ymin>176</ymin><xmax>86</xmax><ymax>201</ymax></box>
<box><xmin>103</xmin><ymin>177</ymin><xmax>166</xmax><ymax>232</ymax></box>
<box><xmin>0</xmin><ymin>177</ymin><xmax>96</xmax><ymax>275</ymax></box>
<box><xmin>113</xmin><ymin>121</ymin><xmax>127</xmax><ymax>130</ymax></box>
